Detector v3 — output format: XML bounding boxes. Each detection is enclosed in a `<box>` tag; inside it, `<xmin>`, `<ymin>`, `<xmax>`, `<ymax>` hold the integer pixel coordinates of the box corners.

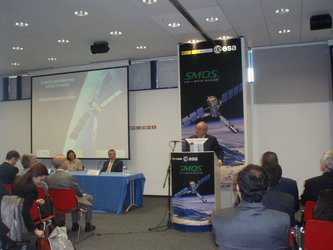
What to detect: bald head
<box><xmin>52</xmin><ymin>154</ymin><xmax>68</xmax><ymax>170</ymax></box>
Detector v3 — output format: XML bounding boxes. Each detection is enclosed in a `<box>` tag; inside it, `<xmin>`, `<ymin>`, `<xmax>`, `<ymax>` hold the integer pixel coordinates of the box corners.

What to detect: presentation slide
<box><xmin>32</xmin><ymin>67</ymin><xmax>129</xmax><ymax>159</ymax></box>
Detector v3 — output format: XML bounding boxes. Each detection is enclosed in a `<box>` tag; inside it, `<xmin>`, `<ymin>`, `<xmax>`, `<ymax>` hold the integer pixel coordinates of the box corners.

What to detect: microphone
<box><xmin>97</xmin><ymin>160</ymin><xmax>102</xmax><ymax>170</ymax></box>
<box><xmin>170</xmin><ymin>140</ymin><xmax>184</xmax><ymax>143</ymax></box>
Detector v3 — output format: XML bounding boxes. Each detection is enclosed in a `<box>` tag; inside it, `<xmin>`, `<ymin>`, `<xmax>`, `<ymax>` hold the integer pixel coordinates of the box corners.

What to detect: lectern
<box><xmin>171</xmin><ymin>151</ymin><xmax>221</xmax><ymax>231</ymax></box>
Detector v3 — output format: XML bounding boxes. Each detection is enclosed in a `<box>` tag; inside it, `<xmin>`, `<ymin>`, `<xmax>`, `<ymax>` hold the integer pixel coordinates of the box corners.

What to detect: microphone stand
<box><xmin>149</xmin><ymin>141</ymin><xmax>178</xmax><ymax>231</ymax></box>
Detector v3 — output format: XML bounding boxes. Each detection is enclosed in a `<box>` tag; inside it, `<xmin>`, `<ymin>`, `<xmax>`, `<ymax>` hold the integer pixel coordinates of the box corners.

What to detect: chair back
<box><xmin>304</xmin><ymin>201</ymin><xmax>316</xmax><ymax>222</ymax></box>
<box><xmin>304</xmin><ymin>219</ymin><xmax>333</xmax><ymax>250</ymax></box>
<box><xmin>29</xmin><ymin>201</ymin><xmax>55</xmax><ymax>225</ymax></box>
<box><xmin>48</xmin><ymin>188</ymin><xmax>80</xmax><ymax>214</ymax></box>
<box><xmin>37</xmin><ymin>186</ymin><xmax>46</xmax><ymax>199</ymax></box>
<box><xmin>4</xmin><ymin>184</ymin><xmax>12</xmax><ymax>195</ymax></box>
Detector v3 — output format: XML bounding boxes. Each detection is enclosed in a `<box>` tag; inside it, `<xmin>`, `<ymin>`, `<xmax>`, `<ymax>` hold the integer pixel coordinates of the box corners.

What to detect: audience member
<box><xmin>184</xmin><ymin>121</ymin><xmax>224</xmax><ymax>166</ymax></box>
<box><xmin>212</xmin><ymin>164</ymin><xmax>290</xmax><ymax>250</ymax></box>
<box><xmin>261</xmin><ymin>151</ymin><xmax>299</xmax><ymax>212</ymax></box>
<box><xmin>101</xmin><ymin>149</ymin><xmax>123</xmax><ymax>172</ymax></box>
<box><xmin>261</xmin><ymin>163</ymin><xmax>295</xmax><ymax>223</ymax></box>
<box><xmin>313</xmin><ymin>189</ymin><xmax>333</xmax><ymax>222</ymax></box>
<box><xmin>66</xmin><ymin>150</ymin><xmax>83</xmax><ymax>171</ymax></box>
<box><xmin>0</xmin><ymin>150</ymin><xmax>20</xmax><ymax>194</ymax></box>
<box><xmin>19</xmin><ymin>154</ymin><xmax>38</xmax><ymax>176</ymax></box>
<box><xmin>13</xmin><ymin>163</ymin><xmax>49</xmax><ymax>238</ymax></box>
<box><xmin>301</xmin><ymin>150</ymin><xmax>333</xmax><ymax>205</ymax></box>
<box><xmin>47</xmin><ymin>154</ymin><xmax>96</xmax><ymax>232</ymax></box>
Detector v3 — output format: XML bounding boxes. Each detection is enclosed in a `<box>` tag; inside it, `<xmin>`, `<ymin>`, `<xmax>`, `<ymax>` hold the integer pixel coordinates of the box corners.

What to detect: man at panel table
<box><xmin>101</xmin><ymin>149</ymin><xmax>123</xmax><ymax>172</ymax></box>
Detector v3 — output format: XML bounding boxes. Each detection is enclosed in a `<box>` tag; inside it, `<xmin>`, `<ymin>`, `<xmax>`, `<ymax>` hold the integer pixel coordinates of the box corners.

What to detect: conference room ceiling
<box><xmin>1</xmin><ymin>0</ymin><xmax>332</xmax><ymax>76</ymax></box>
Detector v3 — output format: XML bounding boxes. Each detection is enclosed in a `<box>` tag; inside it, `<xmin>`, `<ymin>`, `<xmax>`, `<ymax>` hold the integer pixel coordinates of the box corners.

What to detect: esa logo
<box><xmin>183</xmin><ymin>156</ymin><xmax>198</xmax><ymax>162</ymax></box>
<box><xmin>213</xmin><ymin>45</ymin><xmax>237</xmax><ymax>54</ymax></box>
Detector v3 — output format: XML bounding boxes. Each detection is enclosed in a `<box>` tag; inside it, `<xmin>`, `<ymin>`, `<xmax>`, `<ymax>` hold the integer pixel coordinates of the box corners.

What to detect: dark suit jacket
<box><xmin>212</xmin><ymin>201</ymin><xmax>290</xmax><ymax>250</ymax></box>
<box><xmin>301</xmin><ymin>171</ymin><xmax>333</xmax><ymax>205</ymax></box>
<box><xmin>273</xmin><ymin>177</ymin><xmax>299</xmax><ymax>212</ymax></box>
<box><xmin>47</xmin><ymin>169</ymin><xmax>84</xmax><ymax>197</ymax></box>
<box><xmin>0</xmin><ymin>162</ymin><xmax>19</xmax><ymax>185</ymax></box>
<box><xmin>101</xmin><ymin>159</ymin><xmax>123</xmax><ymax>172</ymax></box>
<box><xmin>184</xmin><ymin>134</ymin><xmax>224</xmax><ymax>161</ymax></box>
<box><xmin>262</xmin><ymin>189</ymin><xmax>295</xmax><ymax>223</ymax></box>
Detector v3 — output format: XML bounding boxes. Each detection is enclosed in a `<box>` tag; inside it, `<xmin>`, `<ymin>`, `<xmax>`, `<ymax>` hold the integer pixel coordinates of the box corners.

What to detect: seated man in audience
<box><xmin>313</xmin><ymin>189</ymin><xmax>333</xmax><ymax>222</ymax></box>
<box><xmin>301</xmin><ymin>150</ymin><xmax>333</xmax><ymax>205</ymax></box>
<box><xmin>261</xmin><ymin>151</ymin><xmax>299</xmax><ymax>212</ymax></box>
<box><xmin>47</xmin><ymin>154</ymin><xmax>96</xmax><ymax>232</ymax></box>
<box><xmin>262</xmin><ymin>163</ymin><xmax>295</xmax><ymax>223</ymax></box>
<box><xmin>0</xmin><ymin>150</ymin><xmax>20</xmax><ymax>194</ymax></box>
<box><xmin>101</xmin><ymin>149</ymin><xmax>123</xmax><ymax>172</ymax></box>
<box><xmin>212</xmin><ymin>164</ymin><xmax>290</xmax><ymax>250</ymax></box>
<box><xmin>18</xmin><ymin>154</ymin><xmax>38</xmax><ymax>176</ymax></box>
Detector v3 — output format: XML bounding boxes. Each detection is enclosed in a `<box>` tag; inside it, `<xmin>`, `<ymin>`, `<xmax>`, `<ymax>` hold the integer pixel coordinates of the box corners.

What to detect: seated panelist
<box><xmin>66</xmin><ymin>150</ymin><xmax>83</xmax><ymax>171</ymax></box>
<box><xmin>101</xmin><ymin>149</ymin><xmax>123</xmax><ymax>172</ymax></box>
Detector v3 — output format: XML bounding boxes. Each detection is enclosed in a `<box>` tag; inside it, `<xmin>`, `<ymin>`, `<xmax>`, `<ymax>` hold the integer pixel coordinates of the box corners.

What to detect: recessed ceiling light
<box><xmin>110</xmin><ymin>31</ymin><xmax>122</xmax><ymax>36</ymax></box>
<box><xmin>74</xmin><ymin>10</ymin><xmax>88</xmax><ymax>16</ymax></box>
<box><xmin>48</xmin><ymin>57</ymin><xmax>57</xmax><ymax>61</ymax></box>
<box><xmin>187</xmin><ymin>39</ymin><xmax>200</xmax><ymax>44</ymax></box>
<box><xmin>57</xmin><ymin>39</ymin><xmax>69</xmax><ymax>43</ymax></box>
<box><xmin>142</xmin><ymin>0</ymin><xmax>157</xmax><ymax>5</ymax></box>
<box><xmin>205</xmin><ymin>17</ymin><xmax>219</xmax><ymax>23</ymax></box>
<box><xmin>12</xmin><ymin>46</ymin><xmax>23</xmax><ymax>50</ymax></box>
<box><xmin>278</xmin><ymin>29</ymin><xmax>291</xmax><ymax>34</ymax></box>
<box><xmin>275</xmin><ymin>8</ymin><xmax>290</xmax><ymax>14</ymax></box>
<box><xmin>11</xmin><ymin>62</ymin><xmax>20</xmax><ymax>66</ymax></box>
<box><xmin>217</xmin><ymin>36</ymin><xmax>231</xmax><ymax>40</ymax></box>
<box><xmin>168</xmin><ymin>22</ymin><xmax>181</xmax><ymax>28</ymax></box>
<box><xmin>136</xmin><ymin>45</ymin><xmax>147</xmax><ymax>50</ymax></box>
<box><xmin>15</xmin><ymin>22</ymin><xmax>29</xmax><ymax>27</ymax></box>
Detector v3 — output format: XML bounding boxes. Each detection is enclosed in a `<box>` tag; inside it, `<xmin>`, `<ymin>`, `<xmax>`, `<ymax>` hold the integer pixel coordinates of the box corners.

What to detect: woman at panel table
<box><xmin>66</xmin><ymin>150</ymin><xmax>83</xmax><ymax>171</ymax></box>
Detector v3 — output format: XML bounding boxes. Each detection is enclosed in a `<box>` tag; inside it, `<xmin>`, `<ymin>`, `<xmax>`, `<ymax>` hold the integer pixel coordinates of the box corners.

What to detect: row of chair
<box><xmin>2</xmin><ymin>184</ymin><xmax>85</xmax><ymax>243</ymax></box>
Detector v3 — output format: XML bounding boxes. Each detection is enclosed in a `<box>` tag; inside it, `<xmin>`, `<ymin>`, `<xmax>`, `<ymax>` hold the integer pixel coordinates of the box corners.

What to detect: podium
<box><xmin>170</xmin><ymin>152</ymin><xmax>221</xmax><ymax>231</ymax></box>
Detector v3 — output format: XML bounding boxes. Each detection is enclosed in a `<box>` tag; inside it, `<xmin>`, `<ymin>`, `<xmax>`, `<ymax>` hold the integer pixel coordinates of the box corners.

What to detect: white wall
<box><xmin>251</xmin><ymin>42</ymin><xmax>333</xmax><ymax>193</ymax></box>
<box><xmin>0</xmin><ymin>100</ymin><xmax>30</xmax><ymax>168</ymax></box>
<box><xmin>127</xmin><ymin>88</ymin><xmax>181</xmax><ymax>195</ymax></box>
<box><xmin>252</xmin><ymin>101</ymin><xmax>333</xmax><ymax>193</ymax></box>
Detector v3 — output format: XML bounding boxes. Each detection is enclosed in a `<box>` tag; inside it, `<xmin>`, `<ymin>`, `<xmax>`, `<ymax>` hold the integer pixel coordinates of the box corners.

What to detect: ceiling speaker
<box><xmin>90</xmin><ymin>41</ymin><xmax>110</xmax><ymax>54</ymax></box>
<box><xmin>310</xmin><ymin>14</ymin><xmax>332</xmax><ymax>30</ymax></box>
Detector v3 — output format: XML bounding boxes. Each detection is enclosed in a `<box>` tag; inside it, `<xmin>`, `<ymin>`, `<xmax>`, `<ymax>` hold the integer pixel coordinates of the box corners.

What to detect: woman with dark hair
<box><xmin>314</xmin><ymin>189</ymin><xmax>333</xmax><ymax>222</ymax></box>
<box><xmin>13</xmin><ymin>163</ymin><xmax>49</xmax><ymax>238</ymax></box>
<box><xmin>66</xmin><ymin>150</ymin><xmax>83</xmax><ymax>171</ymax></box>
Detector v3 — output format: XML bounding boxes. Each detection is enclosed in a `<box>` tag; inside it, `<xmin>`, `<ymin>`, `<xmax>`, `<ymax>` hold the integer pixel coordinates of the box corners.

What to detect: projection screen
<box><xmin>31</xmin><ymin>67</ymin><xmax>129</xmax><ymax>159</ymax></box>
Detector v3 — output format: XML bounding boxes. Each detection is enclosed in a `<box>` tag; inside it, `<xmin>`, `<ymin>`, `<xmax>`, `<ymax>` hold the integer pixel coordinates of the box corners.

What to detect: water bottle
<box><xmin>122</xmin><ymin>166</ymin><xmax>128</xmax><ymax>175</ymax></box>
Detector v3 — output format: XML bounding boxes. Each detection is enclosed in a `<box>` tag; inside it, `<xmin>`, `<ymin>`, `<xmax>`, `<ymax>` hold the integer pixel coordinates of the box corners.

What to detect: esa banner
<box><xmin>179</xmin><ymin>39</ymin><xmax>245</xmax><ymax>187</ymax></box>
<box><xmin>171</xmin><ymin>152</ymin><xmax>215</xmax><ymax>232</ymax></box>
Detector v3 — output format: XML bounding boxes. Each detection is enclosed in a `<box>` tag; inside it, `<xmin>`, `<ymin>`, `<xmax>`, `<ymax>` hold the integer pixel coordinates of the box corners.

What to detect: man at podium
<box><xmin>184</xmin><ymin>121</ymin><xmax>224</xmax><ymax>166</ymax></box>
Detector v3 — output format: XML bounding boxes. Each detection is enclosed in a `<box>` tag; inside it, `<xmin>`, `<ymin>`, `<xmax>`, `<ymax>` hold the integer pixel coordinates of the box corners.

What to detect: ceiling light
<box><xmin>110</xmin><ymin>31</ymin><xmax>122</xmax><ymax>36</ymax></box>
<box><xmin>187</xmin><ymin>39</ymin><xmax>200</xmax><ymax>44</ymax></box>
<box><xmin>142</xmin><ymin>0</ymin><xmax>157</xmax><ymax>5</ymax></box>
<box><xmin>217</xmin><ymin>36</ymin><xmax>231</xmax><ymax>40</ymax></box>
<box><xmin>11</xmin><ymin>62</ymin><xmax>20</xmax><ymax>66</ymax></box>
<box><xmin>57</xmin><ymin>39</ymin><xmax>69</xmax><ymax>43</ymax></box>
<box><xmin>278</xmin><ymin>29</ymin><xmax>291</xmax><ymax>34</ymax></box>
<box><xmin>168</xmin><ymin>22</ymin><xmax>181</xmax><ymax>28</ymax></box>
<box><xmin>15</xmin><ymin>22</ymin><xmax>29</xmax><ymax>27</ymax></box>
<box><xmin>205</xmin><ymin>17</ymin><xmax>219</xmax><ymax>23</ymax></box>
<box><xmin>74</xmin><ymin>10</ymin><xmax>88</xmax><ymax>16</ymax></box>
<box><xmin>136</xmin><ymin>45</ymin><xmax>147</xmax><ymax>50</ymax></box>
<box><xmin>12</xmin><ymin>46</ymin><xmax>23</xmax><ymax>50</ymax></box>
<box><xmin>48</xmin><ymin>57</ymin><xmax>57</xmax><ymax>61</ymax></box>
<box><xmin>275</xmin><ymin>8</ymin><xmax>290</xmax><ymax>14</ymax></box>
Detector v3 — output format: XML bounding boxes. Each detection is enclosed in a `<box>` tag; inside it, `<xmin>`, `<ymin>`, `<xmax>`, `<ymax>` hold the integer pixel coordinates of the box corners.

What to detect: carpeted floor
<box><xmin>68</xmin><ymin>196</ymin><xmax>217</xmax><ymax>250</ymax></box>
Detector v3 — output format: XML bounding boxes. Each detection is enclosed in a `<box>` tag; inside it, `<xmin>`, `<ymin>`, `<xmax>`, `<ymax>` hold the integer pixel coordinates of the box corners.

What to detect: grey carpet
<box><xmin>67</xmin><ymin>196</ymin><xmax>217</xmax><ymax>250</ymax></box>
